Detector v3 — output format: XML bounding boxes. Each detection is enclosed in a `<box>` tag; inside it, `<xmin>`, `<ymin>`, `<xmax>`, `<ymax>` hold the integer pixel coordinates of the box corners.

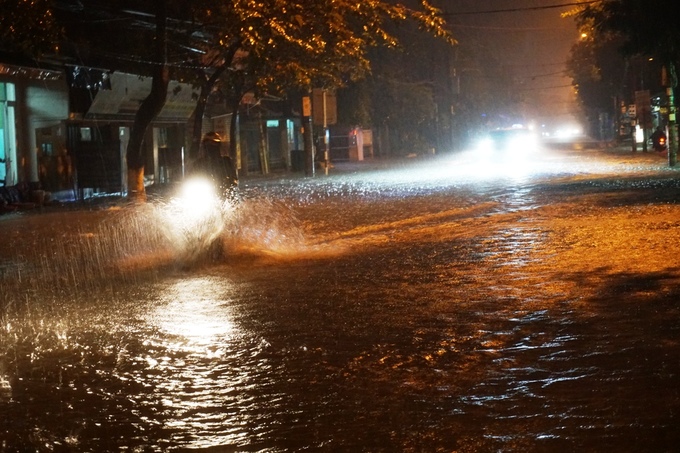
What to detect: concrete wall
<box><xmin>25</xmin><ymin>80</ymin><xmax>69</xmax><ymax>182</ymax></box>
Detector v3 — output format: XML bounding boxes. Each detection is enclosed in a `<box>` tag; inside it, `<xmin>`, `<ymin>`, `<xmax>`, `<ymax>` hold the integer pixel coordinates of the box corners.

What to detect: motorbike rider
<box><xmin>191</xmin><ymin>132</ymin><xmax>239</xmax><ymax>198</ymax></box>
<box><xmin>651</xmin><ymin>126</ymin><xmax>667</xmax><ymax>152</ymax></box>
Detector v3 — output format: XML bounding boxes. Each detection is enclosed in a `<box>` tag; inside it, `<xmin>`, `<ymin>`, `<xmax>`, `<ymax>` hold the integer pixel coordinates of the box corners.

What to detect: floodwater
<box><xmin>1</xmin><ymin>145</ymin><xmax>679</xmax><ymax>452</ymax></box>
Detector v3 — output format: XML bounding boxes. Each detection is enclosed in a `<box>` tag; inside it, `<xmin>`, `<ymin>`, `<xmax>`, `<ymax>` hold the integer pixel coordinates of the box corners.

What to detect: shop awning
<box><xmin>86</xmin><ymin>72</ymin><xmax>197</xmax><ymax>121</ymax></box>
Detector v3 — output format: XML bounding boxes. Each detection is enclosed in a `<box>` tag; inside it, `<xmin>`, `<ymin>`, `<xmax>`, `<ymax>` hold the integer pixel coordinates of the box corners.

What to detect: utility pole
<box><xmin>668</xmin><ymin>85</ymin><xmax>677</xmax><ymax>166</ymax></box>
<box><xmin>663</xmin><ymin>65</ymin><xmax>678</xmax><ymax>166</ymax></box>
<box><xmin>311</xmin><ymin>88</ymin><xmax>337</xmax><ymax>174</ymax></box>
<box><xmin>321</xmin><ymin>89</ymin><xmax>329</xmax><ymax>175</ymax></box>
<box><xmin>302</xmin><ymin>91</ymin><xmax>315</xmax><ymax>176</ymax></box>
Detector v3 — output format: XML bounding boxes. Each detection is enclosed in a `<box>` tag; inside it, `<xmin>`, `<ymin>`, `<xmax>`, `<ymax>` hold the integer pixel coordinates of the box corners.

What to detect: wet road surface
<box><xmin>1</xmin><ymin>144</ymin><xmax>679</xmax><ymax>451</ymax></box>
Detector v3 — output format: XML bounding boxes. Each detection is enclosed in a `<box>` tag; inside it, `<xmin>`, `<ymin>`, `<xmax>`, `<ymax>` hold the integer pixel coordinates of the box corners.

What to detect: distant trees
<box><xmin>338</xmin><ymin>39</ymin><xmax>445</xmax><ymax>156</ymax></box>
<box><xmin>576</xmin><ymin>0</ymin><xmax>680</xmax><ymax>68</ymax></box>
<box><xmin>338</xmin><ymin>27</ymin><xmax>524</xmax><ymax>154</ymax></box>
<box><xmin>566</xmin><ymin>0</ymin><xmax>680</xmax><ymax>139</ymax></box>
<box><xmin>337</xmin><ymin>9</ymin><xmax>460</xmax><ymax>155</ymax></box>
<box><xmin>565</xmin><ymin>32</ymin><xmax>627</xmax><ymax>138</ymax></box>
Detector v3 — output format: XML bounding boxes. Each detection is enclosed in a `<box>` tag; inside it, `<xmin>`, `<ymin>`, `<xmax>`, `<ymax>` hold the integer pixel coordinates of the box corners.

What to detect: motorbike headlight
<box><xmin>177</xmin><ymin>177</ymin><xmax>220</xmax><ymax>222</ymax></box>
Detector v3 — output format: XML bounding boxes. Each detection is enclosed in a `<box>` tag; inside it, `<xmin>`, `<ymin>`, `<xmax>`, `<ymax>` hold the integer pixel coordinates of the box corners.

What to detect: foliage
<box><xmin>48</xmin><ymin>0</ymin><xmax>453</xmax><ymax>123</ymax></box>
<box><xmin>376</xmin><ymin>77</ymin><xmax>437</xmax><ymax>154</ymax></box>
<box><xmin>337</xmin><ymin>81</ymin><xmax>373</xmax><ymax>128</ymax></box>
<box><xmin>566</xmin><ymin>33</ymin><xmax>626</xmax><ymax>110</ymax></box>
<box><xmin>571</xmin><ymin>0</ymin><xmax>680</xmax><ymax>82</ymax></box>
<box><xmin>182</xmin><ymin>0</ymin><xmax>453</xmax><ymax>95</ymax></box>
<box><xmin>17</xmin><ymin>0</ymin><xmax>454</xmax><ymax>194</ymax></box>
<box><xmin>335</xmin><ymin>8</ymin><xmax>460</xmax><ymax>154</ymax></box>
<box><xmin>565</xmin><ymin>31</ymin><xmax>627</xmax><ymax>137</ymax></box>
<box><xmin>564</xmin><ymin>0</ymin><xmax>678</xmax><ymax>137</ymax></box>
<box><xmin>186</xmin><ymin>0</ymin><xmax>455</xmax><ymax>157</ymax></box>
<box><xmin>0</xmin><ymin>0</ymin><xmax>61</xmax><ymax>56</ymax></box>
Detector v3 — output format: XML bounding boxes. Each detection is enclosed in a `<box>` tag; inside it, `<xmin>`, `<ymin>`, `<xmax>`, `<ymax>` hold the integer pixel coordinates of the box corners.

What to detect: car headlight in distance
<box><xmin>474</xmin><ymin>137</ymin><xmax>494</xmax><ymax>154</ymax></box>
<box><xmin>512</xmin><ymin>132</ymin><xmax>539</xmax><ymax>153</ymax></box>
<box><xmin>484</xmin><ymin>128</ymin><xmax>539</xmax><ymax>154</ymax></box>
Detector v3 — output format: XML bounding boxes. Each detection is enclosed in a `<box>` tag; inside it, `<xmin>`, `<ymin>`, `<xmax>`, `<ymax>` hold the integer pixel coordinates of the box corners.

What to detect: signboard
<box><xmin>87</xmin><ymin>72</ymin><xmax>197</xmax><ymax>121</ymax></box>
<box><xmin>302</xmin><ymin>96</ymin><xmax>311</xmax><ymax>117</ymax></box>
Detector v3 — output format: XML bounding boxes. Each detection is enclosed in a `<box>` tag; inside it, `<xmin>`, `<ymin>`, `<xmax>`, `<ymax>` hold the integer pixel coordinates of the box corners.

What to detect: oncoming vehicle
<box><xmin>477</xmin><ymin>128</ymin><xmax>540</xmax><ymax>156</ymax></box>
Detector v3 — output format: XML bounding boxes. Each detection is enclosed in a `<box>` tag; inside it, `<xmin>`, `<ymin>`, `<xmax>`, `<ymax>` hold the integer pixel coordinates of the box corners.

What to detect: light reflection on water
<box><xmin>133</xmin><ymin>276</ymin><xmax>265</xmax><ymax>450</ymax></box>
<box><xmin>1</xmin><ymin>150</ymin><xmax>679</xmax><ymax>451</ymax></box>
<box><xmin>149</xmin><ymin>277</ymin><xmax>236</xmax><ymax>345</ymax></box>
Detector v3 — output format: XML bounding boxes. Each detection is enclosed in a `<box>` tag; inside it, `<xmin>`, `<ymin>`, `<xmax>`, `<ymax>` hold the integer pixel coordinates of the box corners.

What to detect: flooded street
<box><xmin>1</xmin><ymin>145</ymin><xmax>679</xmax><ymax>452</ymax></box>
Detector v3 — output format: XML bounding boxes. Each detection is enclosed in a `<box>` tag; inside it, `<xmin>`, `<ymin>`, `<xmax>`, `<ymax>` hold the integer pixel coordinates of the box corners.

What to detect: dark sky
<box><xmin>440</xmin><ymin>0</ymin><xmax>580</xmax><ymax>125</ymax></box>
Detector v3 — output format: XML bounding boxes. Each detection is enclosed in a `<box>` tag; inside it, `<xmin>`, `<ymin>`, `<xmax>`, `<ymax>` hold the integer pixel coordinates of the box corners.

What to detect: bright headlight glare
<box><xmin>178</xmin><ymin>178</ymin><xmax>219</xmax><ymax>221</ymax></box>
<box><xmin>476</xmin><ymin>138</ymin><xmax>493</xmax><ymax>153</ymax></box>
<box><xmin>512</xmin><ymin>135</ymin><xmax>538</xmax><ymax>153</ymax></box>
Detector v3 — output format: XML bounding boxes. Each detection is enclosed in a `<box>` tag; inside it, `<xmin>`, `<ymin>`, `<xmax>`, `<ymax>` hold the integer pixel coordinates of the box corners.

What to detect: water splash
<box><xmin>221</xmin><ymin>197</ymin><xmax>307</xmax><ymax>256</ymax></box>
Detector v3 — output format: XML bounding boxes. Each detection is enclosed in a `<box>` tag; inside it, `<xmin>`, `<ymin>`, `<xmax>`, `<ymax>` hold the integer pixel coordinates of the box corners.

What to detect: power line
<box><xmin>452</xmin><ymin>23</ymin><xmax>574</xmax><ymax>32</ymax></box>
<box><xmin>517</xmin><ymin>83</ymin><xmax>574</xmax><ymax>91</ymax></box>
<box><xmin>523</xmin><ymin>70</ymin><xmax>568</xmax><ymax>79</ymax></box>
<box><xmin>443</xmin><ymin>1</ymin><xmax>599</xmax><ymax>16</ymax></box>
<box><xmin>504</xmin><ymin>62</ymin><xmax>567</xmax><ymax>67</ymax></box>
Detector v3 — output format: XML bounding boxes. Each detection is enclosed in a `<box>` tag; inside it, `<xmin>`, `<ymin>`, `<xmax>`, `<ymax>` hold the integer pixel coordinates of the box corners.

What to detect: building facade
<box><xmin>1</xmin><ymin>60</ymin><xmax>314</xmax><ymax>201</ymax></box>
<box><xmin>0</xmin><ymin>63</ymin><xmax>197</xmax><ymax>199</ymax></box>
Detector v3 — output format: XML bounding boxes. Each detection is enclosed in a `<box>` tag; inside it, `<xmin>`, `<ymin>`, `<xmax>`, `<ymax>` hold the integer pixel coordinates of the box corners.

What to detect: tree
<box><xmin>50</xmin><ymin>0</ymin><xmax>193</xmax><ymax>200</ymax></box>
<box><xmin>46</xmin><ymin>0</ymin><xmax>453</xmax><ymax>198</ymax></box>
<box><xmin>0</xmin><ymin>0</ymin><xmax>61</xmax><ymax>57</ymax></box>
<box><xmin>54</xmin><ymin>0</ymin><xmax>184</xmax><ymax>201</ymax></box>
<box><xmin>185</xmin><ymin>0</ymin><xmax>456</xmax><ymax>164</ymax></box>
<box><xmin>570</xmin><ymin>0</ymin><xmax>680</xmax><ymax>153</ymax></box>
<box><xmin>565</xmin><ymin>32</ymin><xmax>627</xmax><ymax>139</ymax></box>
<box><xmin>125</xmin><ymin>0</ymin><xmax>170</xmax><ymax>202</ymax></box>
<box><xmin>575</xmin><ymin>0</ymin><xmax>680</xmax><ymax>67</ymax></box>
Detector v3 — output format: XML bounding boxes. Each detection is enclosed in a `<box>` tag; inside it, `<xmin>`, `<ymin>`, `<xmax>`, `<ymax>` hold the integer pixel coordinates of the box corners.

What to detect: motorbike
<box><xmin>652</xmin><ymin>129</ymin><xmax>667</xmax><ymax>152</ymax></box>
<box><xmin>165</xmin><ymin>175</ymin><xmax>236</xmax><ymax>262</ymax></box>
